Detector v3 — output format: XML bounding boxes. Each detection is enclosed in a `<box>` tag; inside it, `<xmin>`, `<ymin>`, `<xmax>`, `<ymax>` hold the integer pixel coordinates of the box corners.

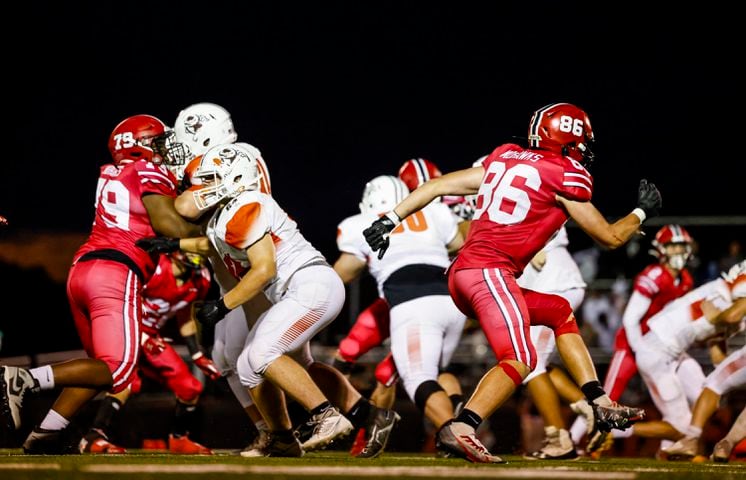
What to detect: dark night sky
<box><xmin>3</xmin><ymin>3</ymin><xmax>743</xmax><ymax>262</ymax></box>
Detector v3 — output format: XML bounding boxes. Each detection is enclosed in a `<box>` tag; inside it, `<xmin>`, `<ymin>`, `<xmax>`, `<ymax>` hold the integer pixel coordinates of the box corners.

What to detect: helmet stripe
<box><xmin>529</xmin><ymin>103</ymin><xmax>572</xmax><ymax>147</ymax></box>
<box><xmin>413</xmin><ymin>158</ymin><xmax>428</xmax><ymax>185</ymax></box>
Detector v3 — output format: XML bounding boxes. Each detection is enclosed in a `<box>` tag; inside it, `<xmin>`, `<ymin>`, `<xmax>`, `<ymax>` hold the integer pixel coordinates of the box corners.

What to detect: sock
<box><xmin>570</xmin><ymin>415</ymin><xmax>587</xmax><ymax>444</ymax></box>
<box><xmin>310</xmin><ymin>401</ymin><xmax>332</xmax><ymax>416</ymax></box>
<box><xmin>173</xmin><ymin>401</ymin><xmax>197</xmax><ymax>437</ymax></box>
<box><xmin>29</xmin><ymin>366</ymin><xmax>54</xmax><ymax>390</ymax></box>
<box><xmin>581</xmin><ymin>381</ymin><xmax>607</xmax><ymax>405</ymax></box>
<box><xmin>255</xmin><ymin>419</ymin><xmax>269</xmax><ymax>433</ymax></box>
<box><xmin>685</xmin><ymin>425</ymin><xmax>703</xmax><ymax>438</ymax></box>
<box><xmin>455</xmin><ymin>408</ymin><xmax>482</xmax><ymax>430</ymax></box>
<box><xmin>39</xmin><ymin>409</ymin><xmax>69</xmax><ymax>431</ymax></box>
<box><xmin>346</xmin><ymin>398</ymin><xmax>372</xmax><ymax>429</ymax></box>
<box><xmin>90</xmin><ymin>397</ymin><xmax>122</xmax><ymax>435</ymax></box>
<box><xmin>660</xmin><ymin>439</ymin><xmax>673</xmax><ymax>450</ymax></box>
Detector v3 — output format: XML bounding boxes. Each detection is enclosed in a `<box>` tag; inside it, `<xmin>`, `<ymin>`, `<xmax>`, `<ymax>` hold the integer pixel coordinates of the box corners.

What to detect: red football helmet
<box><xmin>108</xmin><ymin>114</ymin><xmax>186</xmax><ymax>167</ymax></box>
<box><xmin>397</xmin><ymin>158</ymin><xmax>442</xmax><ymax>191</ymax></box>
<box><xmin>651</xmin><ymin>224</ymin><xmax>694</xmax><ymax>270</ymax></box>
<box><xmin>528</xmin><ymin>103</ymin><xmax>595</xmax><ymax>164</ymax></box>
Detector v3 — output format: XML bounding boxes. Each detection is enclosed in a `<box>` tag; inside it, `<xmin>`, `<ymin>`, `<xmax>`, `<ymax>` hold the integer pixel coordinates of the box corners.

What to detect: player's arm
<box><xmin>706</xmin><ymin>297</ymin><xmax>746</xmax><ymax>325</ymax></box>
<box><xmin>557</xmin><ymin>198</ymin><xmax>641</xmax><ymax>250</ymax></box>
<box><xmin>529</xmin><ymin>250</ymin><xmax>547</xmax><ymax>271</ymax></box>
<box><xmin>391</xmin><ymin>167</ymin><xmax>483</xmax><ymax>221</ymax></box>
<box><xmin>143</xmin><ymin>193</ymin><xmax>203</xmax><ymax>238</ymax></box>
<box><xmin>175</xmin><ymin>190</ymin><xmax>205</xmax><ymax>221</ymax></box>
<box><xmin>708</xmin><ymin>339</ymin><xmax>728</xmax><ymax>365</ymax></box>
<box><xmin>333</xmin><ymin>253</ymin><xmax>367</xmax><ymax>284</ymax></box>
<box><xmin>223</xmin><ymin>234</ymin><xmax>277</xmax><ymax>310</ymax></box>
<box><xmin>179</xmin><ymin>236</ymin><xmax>212</xmax><ymax>256</ymax></box>
<box><xmin>621</xmin><ymin>291</ymin><xmax>653</xmax><ymax>352</ymax></box>
<box><xmin>557</xmin><ymin>178</ymin><xmax>662</xmax><ymax>250</ymax></box>
<box><xmin>178</xmin><ymin>307</ymin><xmax>222</xmax><ymax>380</ymax></box>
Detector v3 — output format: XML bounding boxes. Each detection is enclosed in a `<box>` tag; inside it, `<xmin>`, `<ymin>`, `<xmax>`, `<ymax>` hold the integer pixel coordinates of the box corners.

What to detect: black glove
<box><xmin>195</xmin><ymin>298</ymin><xmax>232</xmax><ymax>327</ymax></box>
<box><xmin>636</xmin><ymin>179</ymin><xmax>662</xmax><ymax>218</ymax></box>
<box><xmin>135</xmin><ymin>236</ymin><xmax>180</xmax><ymax>254</ymax></box>
<box><xmin>363</xmin><ymin>214</ymin><xmax>398</xmax><ymax>260</ymax></box>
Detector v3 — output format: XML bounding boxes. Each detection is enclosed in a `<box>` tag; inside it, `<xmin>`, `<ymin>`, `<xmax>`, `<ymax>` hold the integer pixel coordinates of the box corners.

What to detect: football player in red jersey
<box><xmin>0</xmin><ymin>114</ymin><xmax>203</xmax><ymax>454</ymax></box>
<box><xmin>568</xmin><ymin>224</ymin><xmax>695</xmax><ymax>447</ymax></box>
<box><xmin>78</xmin><ymin>251</ymin><xmax>220</xmax><ymax>454</ymax></box>
<box><xmin>364</xmin><ymin>103</ymin><xmax>660</xmax><ymax>462</ymax></box>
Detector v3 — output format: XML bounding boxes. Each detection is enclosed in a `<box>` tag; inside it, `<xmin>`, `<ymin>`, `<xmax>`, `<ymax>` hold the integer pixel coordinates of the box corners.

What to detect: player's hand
<box><xmin>0</xmin><ymin>215</ymin><xmax>8</xmax><ymax>226</ymax></box>
<box><xmin>195</xmin><ymin>298</ymin><xmax>231</xmax><ymax>327</ymax></box>
<box><xmin>192</xmin><ymin>351</ymin><xmax>223</xmax><ymax>381</ymax></box>
<box><xmin>136</xmin><ymin>236</ymin><xmax>180</xmax><ymax>254</ymax></box>
<box><xmin>636</xmin><ymin>179</ymin><xmax>662</xmax><ymax>218</ymax></box>
<box><xmin>363</xmin><ymin>214</ymin><xmax>398</xmax><ymax>259</ymax></box>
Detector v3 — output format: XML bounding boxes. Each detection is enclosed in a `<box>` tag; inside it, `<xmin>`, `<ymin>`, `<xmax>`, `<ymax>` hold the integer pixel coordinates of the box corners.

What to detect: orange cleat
<box><xmin>168</xmin><ymin>434</ymin><xmax>213</xmax><ymax>455</ymax></box>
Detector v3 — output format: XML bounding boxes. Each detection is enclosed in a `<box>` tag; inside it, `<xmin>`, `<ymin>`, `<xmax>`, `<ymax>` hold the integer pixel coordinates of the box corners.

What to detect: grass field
<box><xmin>1</xmin><ymin>450</ymin><xmax>744</xmax><ymax>480</ymax></box>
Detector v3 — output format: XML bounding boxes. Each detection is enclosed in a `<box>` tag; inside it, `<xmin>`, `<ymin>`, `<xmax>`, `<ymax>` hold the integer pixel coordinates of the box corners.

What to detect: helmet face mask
<box><xmin>651</xmin><ymin>224</ymin><xmax>694</xmax><ymax>271</ymax></box>
<box><xmin>359</xmin><ymin>175</ymin><xmax>410</xmax><ymax>215</ymax></box>
<box><xmin>191</xmin><ymin>143</ymin><xmax>262</xmax><ymax>210</ymax></box>
<box><xmin>528</xmin><ymin>103</ymin><xmax>595</xmax><ymax>165</ymax></box>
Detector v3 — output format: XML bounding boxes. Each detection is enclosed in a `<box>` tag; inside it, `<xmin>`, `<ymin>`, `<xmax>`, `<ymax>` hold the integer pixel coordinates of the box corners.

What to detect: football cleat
<box><xmin>266</xmin><ymin>430</ymin><xmax>304</xmax><ymax>457</ymax></box>
<box><xmin>1</xmin><ymin>366</ymin><xmax>39</xmax><ymax>430</ymax></box>
<box><xmin>591</xmin><ymin>401</ymin><xmax>645</xmax><ymax>432</ymax></box>
<box><xmin>711</xmin><ymin>438</ymin><xmax>734</xmax><ymax>463</ymax></box>
<box><xmin>349</xmin><ymin>428</ymin><xmax>367</xmax><ymax>456</ymax></box>
<box><xmin>662</xmin><ymin>436</ymin><xmax>698</xmax><ymax>461</ymax></box>
<box><xmin>355</xmin><ymin>408</ymin><xmax>400</xmax><ymax>458</ymax></box>
<box><xmin>524</xmin><ymin>426</ymin><xmax>578</xmax><ymax>460</ymax></box>
<box><xmin>240</xmin><ymin>429</ymin><xmax>271</xmax><ymax>458</ymax></box>
<box><xmin>301</xmin><ymin>407</ymin><xmax>353</xmax><ymax>451</ymax></box>
<box><xmin>23</xmin><ymin>427</ymin><xmax>70</xmax><ymax>455</ymax></box>
<box><xmin>435</xmin><ymin>421</ymin><xmax>504</xmax><ymax>463</ymax></box>
<box><xmin>168</xmin><ymin>434</ymin><xmax>213</xmax><ymax>455</ymax></box>
<box><xmin>79</xmin><ymin>430</ymin><xmax>127</xmax><ymax>454</ymax></box>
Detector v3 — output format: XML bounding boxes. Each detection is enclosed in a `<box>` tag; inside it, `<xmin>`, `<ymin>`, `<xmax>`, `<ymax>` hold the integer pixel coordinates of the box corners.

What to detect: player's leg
<box><xmin>334</xmin><ymin>297</ymin><xmax>390</xmax><ymax>373</ymax></box>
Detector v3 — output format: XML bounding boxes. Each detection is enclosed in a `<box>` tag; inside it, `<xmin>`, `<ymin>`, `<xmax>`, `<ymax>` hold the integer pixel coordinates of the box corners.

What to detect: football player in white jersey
<box><xmin>334</xmin><ymin>175</ymin><xmax>467</xmax><ymax>454</ymax></box>
<box><xmin>517</xmin><ymin>226</ymin><xmax>588</xmax><ymax>460</ymax></box>
<box><xmin>170</xmin><ymin>103</ymin><xmax>274</xmax><ymax>455</ymax></box>
<box><xmin>616</xmin><ymin>260</ymin><xmax>746</xmax><ymax>448</ymax></box>
<box><xmin>661</xmin><ymin>261</ymin><xmax>746</xmax><ymax>461</ymax></box>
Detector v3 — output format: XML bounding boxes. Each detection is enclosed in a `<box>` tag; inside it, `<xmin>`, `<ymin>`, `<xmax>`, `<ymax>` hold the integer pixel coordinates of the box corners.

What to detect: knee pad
<box><xmin>414</xmin><ymin>380</ymin><xmax>445</xmax><ymax>412</ymax></box>
<box><xmin>375</xmin><ymin>353</ymin><xmax>398</xmax><ymax>387</ymax></box>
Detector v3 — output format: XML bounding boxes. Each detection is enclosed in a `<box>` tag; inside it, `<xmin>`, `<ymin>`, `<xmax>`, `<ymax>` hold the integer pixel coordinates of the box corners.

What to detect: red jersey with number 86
<box><xmin>453</xmin><ymin>143</ymin><xmax>593</xmax><ymax>274</ymax></box>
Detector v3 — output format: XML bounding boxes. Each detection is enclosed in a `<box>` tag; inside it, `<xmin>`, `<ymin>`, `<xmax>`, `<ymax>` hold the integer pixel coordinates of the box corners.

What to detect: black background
<box><xmin>1</xmin><ymin>3</ymin><xmax>743</xmax><ymax>353</ymax></box>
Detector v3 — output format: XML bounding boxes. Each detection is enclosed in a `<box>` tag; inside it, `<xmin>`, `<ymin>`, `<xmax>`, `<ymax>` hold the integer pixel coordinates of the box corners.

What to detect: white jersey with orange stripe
<box><xmin>646</xmin><ymin>272</ymin><xmax>746</xmax><ymax>357</ymax></box>
<box><xmin>206</xmin><ymin>190</ymin><xmax>326</xmax><ymax>303</ymax></box>
<box><xmin>336</xmin><ymin>201</ymin><xmax>458</xmax><ymax>297</ymax></box>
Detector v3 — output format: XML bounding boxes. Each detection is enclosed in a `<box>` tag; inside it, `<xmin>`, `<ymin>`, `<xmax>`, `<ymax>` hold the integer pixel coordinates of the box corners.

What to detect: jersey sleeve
<box><xmin>134</xmin><ymin>161</ymin><xmax>178</xmax><ymax>197</ymax></box>
<box><xmin>336</xmin><ymin>215</ymin><xmax>369</xmax><ymax>261</ymax></box>
<box><xmin>224</xmin><ymin>200</ymin><xmax>269</xmax><ymax>250</ymax></box>
<box><xmin>558</xmin><ymin>158</ymin><xmax>593</xmax><ymax>201</ymax></box>
<box><xmin>730</xmin><ymin>273</ymin><xmax>746</xmax><ymax>299</ymax></box>
<box><xmin>633</xmin><ymin>265</ymin><xmax>663</xmax><ymax>298</ymax></box>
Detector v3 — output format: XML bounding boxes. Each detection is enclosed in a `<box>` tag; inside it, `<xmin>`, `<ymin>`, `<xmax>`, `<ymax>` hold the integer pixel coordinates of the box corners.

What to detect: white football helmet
<box><xmin>359</xmin><ymin>175</ymin><xmax>410</xmax><ymax>215</ymax></box>
<box><xmin>174</xmin><ymin>102</ymin><xmax>238</xmax><ymax>161</ymax></box>
<box><xmin>191</xmin><ymin>143</ymin><xmax>263</xmax><ymax>210</ymax></box>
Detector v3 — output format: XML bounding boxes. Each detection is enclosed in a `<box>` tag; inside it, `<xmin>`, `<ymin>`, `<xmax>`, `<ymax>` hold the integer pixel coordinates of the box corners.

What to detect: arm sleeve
<box><xmin>622</xmin><ymin>291</ymin><xmax>653</xmax><ymax>352</ymax></box>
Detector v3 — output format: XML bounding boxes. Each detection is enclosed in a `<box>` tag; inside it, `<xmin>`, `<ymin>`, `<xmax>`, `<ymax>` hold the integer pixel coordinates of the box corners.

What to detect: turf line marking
<box><xmin>81</xmin><ymin>464</ymin><xmax>635</xmax><ymax>478</ymax></box>
<box><xmin>0</xmin><ymin>463</ymin><xmax>62</xmax><ymax>470</ymax></box>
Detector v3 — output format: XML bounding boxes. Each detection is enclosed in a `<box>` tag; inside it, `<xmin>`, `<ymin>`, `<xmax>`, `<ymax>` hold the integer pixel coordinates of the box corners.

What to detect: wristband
<box><xmin>631</xmin><ymin>208</ymin><xmax>646</xmax><ymax>224</ymax></box>
<box><xmin>384</xmin><ymin>211</ymin><xmax>401</xmax><ymax>226</ymax></box>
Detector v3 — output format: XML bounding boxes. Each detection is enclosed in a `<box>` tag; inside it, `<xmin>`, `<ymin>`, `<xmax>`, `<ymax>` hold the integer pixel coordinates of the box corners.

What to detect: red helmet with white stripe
<box><xmin>651</xmin><ymin>224</ymin><xmax>694</xmax><ymax>270</ymax></box>
<box><xmin>528</xmin><ymin>103</ymin><xmax>595</xmax><ymax>165</ymax></box>
<box><xmin>397</xmin><ymin>158</ymin><xmax>442</xmax><ymax>190</ymax></box>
